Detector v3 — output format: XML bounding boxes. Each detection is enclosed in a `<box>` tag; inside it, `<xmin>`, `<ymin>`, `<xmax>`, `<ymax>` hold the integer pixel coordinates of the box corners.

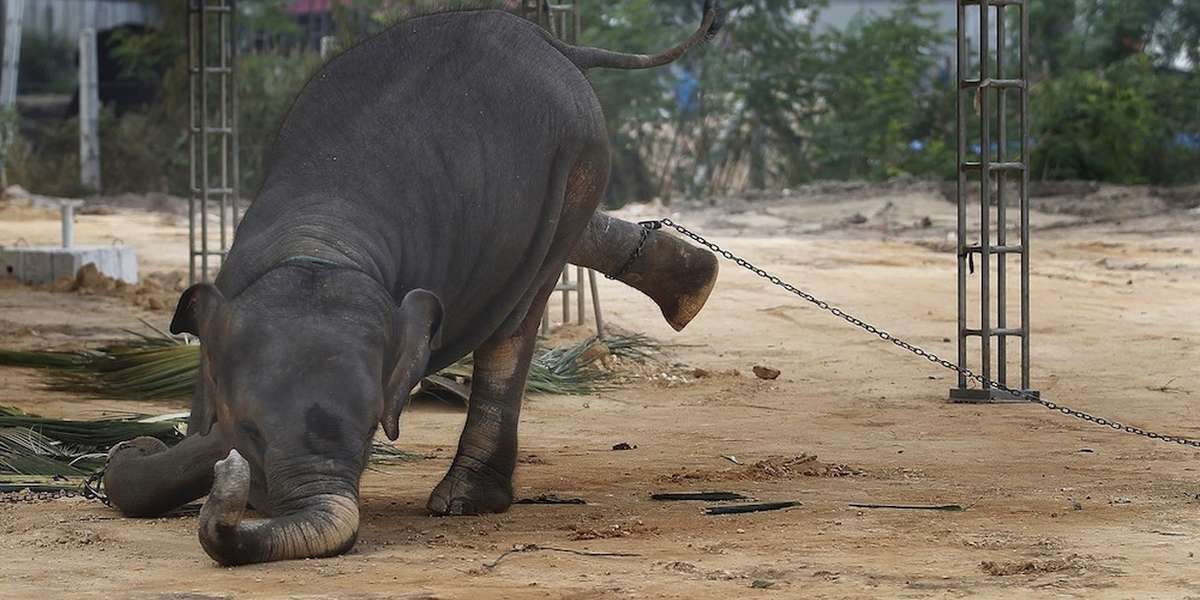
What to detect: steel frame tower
<box><xmin>188</xmin><ymin>0</ymin><xmax>240</xmax><ymax>285</ymax></box>
<box><xmin>950</xmin><ymin>0</ymin><xmax>1037</xmax><ymax>403</ymax></box>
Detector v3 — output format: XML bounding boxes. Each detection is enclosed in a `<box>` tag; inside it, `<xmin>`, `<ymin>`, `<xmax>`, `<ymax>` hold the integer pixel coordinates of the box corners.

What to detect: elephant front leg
<box><xmin>103</xmin><ymin>430</ymin><xmax>228</xmax><ymax>517</ymax></box>
<box><xmin>427</xmin><ymin>299</ymin><xmax>546</xmax><ymax>516</ymax></box>
<box><xmin>569</xmin><ymin>212</ymin><xmax>719</xmax><ymax>331</ymax></box>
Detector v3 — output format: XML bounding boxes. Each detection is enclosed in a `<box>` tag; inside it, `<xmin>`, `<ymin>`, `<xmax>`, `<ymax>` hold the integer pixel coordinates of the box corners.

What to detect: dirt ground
<box><xmin>1</xmin><ymin>183</ymin><xmax>1198</xmax><ymax>599</ymax></box>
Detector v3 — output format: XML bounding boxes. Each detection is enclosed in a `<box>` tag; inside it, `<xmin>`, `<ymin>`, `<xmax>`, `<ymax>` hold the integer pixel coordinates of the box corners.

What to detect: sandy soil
<box><xmin>1</xmin><ymin>184</ymin><xmax>1198</xmax><ymax>599</ymax></box>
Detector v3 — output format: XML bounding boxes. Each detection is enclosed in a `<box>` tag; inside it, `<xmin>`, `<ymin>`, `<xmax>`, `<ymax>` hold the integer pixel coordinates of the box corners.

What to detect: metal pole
<box><xmin>978</xmin><ymin>0</ymin><xmax>992</xmax><ymax>389</ymax></box>
<box><xmin>200</xmin><ymin>0</ymin><xmax>210</xmax><ymax>282</ymax></box>
<box><xmin>219</xmin><ymin>2</ymin><xmax>228</xmax><ymax>271</ymax></box>
<box><xmin>188</xmin><ymin>0</ymin><xmax>197</xmax><ymax>285</ymax></box>
<box><xmin>955</xmin><ymin>1</ymin><xmax>967</xmax><ymax>391</ymax></box>
<box><xmin>576</xmin><ymin>266</ymin><xmax>585</xmax><ymax>325</ymax></box>
<box><xmin>1020</xmin><ymin>0</ymin><xmax>1031</xmax><ymax>390</ymax></box>
<box><xmin>589</xmin><ymin>269</ymin><xmax>604</xmax><ymax>337</ymax></box>
<box><xmin>995</xmin><ymin>5</ymin><xmax>1007</xmax><ymax>386</ymax></box>
<box><xmin>230</xmin><ymin>0</ymin><xmax>241</xmax><ymax>231</ymax></box>
<box><xmin>561</xmin><ymin>268</ymin><xmax>571</xmax><ymax>323</ymax></box>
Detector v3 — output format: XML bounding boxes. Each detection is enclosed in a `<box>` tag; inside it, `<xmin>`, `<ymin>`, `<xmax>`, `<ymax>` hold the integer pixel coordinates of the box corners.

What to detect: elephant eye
<box><xmin>238</xmin><ymin>421</ymin><xmax>266</xmax><ymax>449</ymax></box>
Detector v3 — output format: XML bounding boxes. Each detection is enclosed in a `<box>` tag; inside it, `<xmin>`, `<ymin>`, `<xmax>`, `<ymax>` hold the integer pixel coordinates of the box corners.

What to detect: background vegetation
<box><xmin>5</xmin><ymin>0</ymin><xmax>1197</xmax><ymax>203</ymax></box>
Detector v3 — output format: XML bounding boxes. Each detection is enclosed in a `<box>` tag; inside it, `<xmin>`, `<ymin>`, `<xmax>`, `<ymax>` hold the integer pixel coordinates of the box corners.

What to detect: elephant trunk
<box><xmin>198</xmin><ymin>450</ymin><xmax>359</xmax><ymax>566</ymax></box>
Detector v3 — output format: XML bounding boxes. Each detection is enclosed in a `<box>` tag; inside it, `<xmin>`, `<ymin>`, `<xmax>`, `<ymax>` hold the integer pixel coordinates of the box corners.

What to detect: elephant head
<box><xmin>168</xmin><ymin>265</ymin><xmax>441</xmax><ymax>565</ymax></box>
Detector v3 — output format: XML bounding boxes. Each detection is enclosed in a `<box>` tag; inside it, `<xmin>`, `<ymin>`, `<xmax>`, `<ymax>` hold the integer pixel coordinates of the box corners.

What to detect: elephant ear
<box><xmin>170</xmin><ymin>283</ymin><xmax>228</xmax><ymax>436</ymax></box>
<box><xmin>170</xmin><ymin>283</ymin><xmax>226</xmax><ymax>337</ymax></box>
<box><xmin>381</xmin><ymin>289</ymin><xmax>444</xmax><ymax>441</ymax></box>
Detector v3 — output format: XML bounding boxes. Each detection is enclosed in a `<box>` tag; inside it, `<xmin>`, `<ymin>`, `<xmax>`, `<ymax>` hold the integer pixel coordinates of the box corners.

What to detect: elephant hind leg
<box><xmin>103</xmin><ymin>430</ymin><xmax>227</xmax><ymax>517</ymax></box>
<box><xmin>570</xmin><ymin>212</ymin><xmax>718</xmax><ymax>331</ymax></box>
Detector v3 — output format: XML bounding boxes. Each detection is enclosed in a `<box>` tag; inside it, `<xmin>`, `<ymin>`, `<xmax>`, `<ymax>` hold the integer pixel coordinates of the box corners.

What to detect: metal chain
<box><xmin>80</xmin><ymin>467</ymin><xmax>112</xmax><ymax>506</ymax></box>
<box><xmin>648</xmin><ymin>218</ymin><xmax>1200</xmax><ymax>448</ymax></box>
<box><xmin>606</xmin><ymin>224</ymin><xmax>653</xmax><ymax>280</ymax></box>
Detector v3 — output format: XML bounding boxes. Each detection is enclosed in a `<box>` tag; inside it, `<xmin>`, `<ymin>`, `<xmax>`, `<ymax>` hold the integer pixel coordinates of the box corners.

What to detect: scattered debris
<box><xmin>1110</xmin><ymin>497</ymin><xmax>1133</xmax><ymax>505</ymax></box>
<box><xmin>568</xmin><ymin>520</ymin><xmax>659</xmax><ymax>540</ymax></box>
<box><xmin>980</xmin><ymin>555</ymin><xmax>1087</xmax><ymax>576</ymax></box>
<box><xmin>704</xmin><ymin>501</ymin><xmax>801</xmax><ymax>515</ymax></box>
<box><xmin>848</xmin><ymin>503</ymin><xmax>963</xmax><ymax>512</ymax></box>
<box><xmin>518</xmin><ymin>453</ymin><xmax>547</xmax><ymax>465</ymax></box>
<box><xmin>1147</xmin><ymin>378</ymin><xmax>1186</xmax><ymax>394</ymax></box>
<box><xmin>515</xmin><ymin>494</ymin><xmax>586</xmax><ymax>505</ymax></box>
<box><xmin>663</xmin><ymin>561</ymin><xmax>699</xmax><ymax>574</ymax></box>
<box><xmin>480</xmin><ymin>544</ymin><xmax>640</xmax><ymax>571</ymax></box>
<box><xmin>612</xmin><ymin>442</ymin><xmax>637</xmax><ymax>451</ymax></box>
<box><xmin>752</xmin><ymin>365</ymin><xmax>781</xmax><ymax>380</ymax></box>
<box><xmin>651</xmin><ymin>491</ymin><xmax>750</xmax><ymax>502</ymax></box>
<box><xmin>749</xmin><ymin>454</ymin><xmax>862</xmax><ymax>479</ymax></box>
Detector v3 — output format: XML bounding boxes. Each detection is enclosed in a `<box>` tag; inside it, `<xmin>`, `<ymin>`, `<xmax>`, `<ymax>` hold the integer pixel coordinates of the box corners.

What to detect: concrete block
<box><xmin>0</xmin><ymin>245</ymin><xmax>138</xmax><ymax>285</ymax></box>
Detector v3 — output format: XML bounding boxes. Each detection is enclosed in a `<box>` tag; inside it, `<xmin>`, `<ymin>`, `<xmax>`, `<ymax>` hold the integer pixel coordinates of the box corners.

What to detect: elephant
<box><xmin>102</xmin><ymin>0</ymin><xmax>722</xmax><ymax>565</ymax></box>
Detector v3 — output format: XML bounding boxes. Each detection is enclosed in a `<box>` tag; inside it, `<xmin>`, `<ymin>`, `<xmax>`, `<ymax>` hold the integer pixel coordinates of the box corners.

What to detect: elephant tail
<box><xmin>554</xmin><ymin>0</ymin><xmax>722</xmax><ymax>71</ymax></box>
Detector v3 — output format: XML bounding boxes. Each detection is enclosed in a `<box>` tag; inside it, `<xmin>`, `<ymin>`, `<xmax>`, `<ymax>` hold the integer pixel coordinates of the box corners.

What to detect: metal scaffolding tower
<box><xmin>950</xmin><ymin>0</ymin><xmax>1036</xmax><ymax>403</ymax></box>
<box><xmin>522</xmin><ymin>0</ymin><xmax>604</xmax><ymax>336</ymax></box>
<box><xmin>188</xmin><ymin>0</ymin><xmax>240</xmax><ymax>285</ymax></box>
<box><xmin>524</xmin><ymin>0</ymin><xmax>581</xmax><ymax>43</ymax></box>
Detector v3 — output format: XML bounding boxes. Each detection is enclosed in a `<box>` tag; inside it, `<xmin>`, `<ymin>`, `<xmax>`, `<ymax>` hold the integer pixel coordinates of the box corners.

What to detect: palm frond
<box><xmin>0</xmin><ymin>330</ymin><xmax>663</xmax><ymax>403</ymax></box>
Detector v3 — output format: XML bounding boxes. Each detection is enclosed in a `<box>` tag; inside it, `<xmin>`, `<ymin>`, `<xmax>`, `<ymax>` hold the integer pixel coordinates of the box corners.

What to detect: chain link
<box><xmin>650</xmin><ymin>218</ymin><xmax>1200</xmax><ymax>448</ymax></box>
<box><xmin>80</xmin><ymin>467</ymin><xmax>111</xmax><ymax>506</ymax></box>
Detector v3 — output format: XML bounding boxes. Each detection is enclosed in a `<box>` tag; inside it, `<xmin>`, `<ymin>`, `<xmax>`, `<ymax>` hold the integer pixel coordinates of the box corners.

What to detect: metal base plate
<box><xmin>948</xmin><ymin>387</ymin><xmax>1039</xmax><ymax>404</ymax></box>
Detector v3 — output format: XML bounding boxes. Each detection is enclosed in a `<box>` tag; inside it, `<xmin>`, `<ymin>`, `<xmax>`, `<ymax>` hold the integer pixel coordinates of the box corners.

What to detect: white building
<box><xmin>16</xmin><ymin>0</ymin><xmax>158</xmax><ymax>41</ymax></box>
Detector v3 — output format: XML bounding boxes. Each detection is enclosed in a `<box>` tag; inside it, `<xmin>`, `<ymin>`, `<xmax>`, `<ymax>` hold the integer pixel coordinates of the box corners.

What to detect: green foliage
<box><xmin>0</xmin><ymin>330</ymin><xmax>661</xmax><ymax>401</ymax></box>
<box><xmin>7</xmin><ymin>0</ymin><xmax>1196</xmax><ymax>199</ymax></box>
<box><xmin>808</xmin><ymin>0</ymin><xmax>953</xmax><ymax>181</ymax></box>
<box><xmin>1033</xmin><ymin>56</ymin><xmax>1200</xmax><ymax>184</ymax></box>
<box><xmin>17</xmin><ymin>31</ymin><xmax>76</xmax><ymax>94</ymax></box>
<box><xmin>237</xmin><ymin>52</ymin><xmax>325</xmax><ymax>193</ymax></box>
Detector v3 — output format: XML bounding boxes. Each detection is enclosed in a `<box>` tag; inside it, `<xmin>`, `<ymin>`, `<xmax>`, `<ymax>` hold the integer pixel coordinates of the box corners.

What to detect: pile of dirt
<box><xmin>979</xmin><ymin>554</ymin><xmax>1090</xmax><ymax>576</ymax></box>
<box><xmin>745</xmin><ymin>454</ymin><xmax>864</xmax><ymax>479</ymax></box>
<box><xmin>657</xmin><ymin>453</ymin><xmax>863</xmax><ymax>484</ymax></box>
<box><xmin>47</xmin><ymin>264</ymin><xmax>184</xmax><ymax>312</ymax></box>
<box><xmin>566</xmin><ymin>520</ymin><xmax>660</xmax><ymax>541</ymax></box>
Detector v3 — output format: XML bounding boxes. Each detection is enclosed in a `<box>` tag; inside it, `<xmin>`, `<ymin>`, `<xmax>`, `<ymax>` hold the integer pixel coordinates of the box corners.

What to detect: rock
<box><xmin>611</xmin><ymin>442</ymin><xmax>636</xmax><ymax>451</ymax></box>
<box><xmin>578</xmin><ymin>341</ymin><xmax>610</xmax><ymax>364</ymax></box>
<box><xmin>752</xmin><ymin>365</ymin><xmax>781</xmax><ymax>380</ymax></box>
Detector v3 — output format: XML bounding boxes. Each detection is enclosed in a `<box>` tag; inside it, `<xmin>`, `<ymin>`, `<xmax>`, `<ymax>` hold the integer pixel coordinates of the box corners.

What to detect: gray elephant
<box><xmin>102</xmin><ymin>1</ymin><xmax>721</xmax><ymax>565</ymax></box>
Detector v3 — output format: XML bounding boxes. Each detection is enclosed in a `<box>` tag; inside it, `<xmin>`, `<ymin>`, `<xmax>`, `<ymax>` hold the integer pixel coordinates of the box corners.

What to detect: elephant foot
<box><xmin>427</xmin><ymin>456</ymin><xmax>513</xmax><ymax>516</ymax></box>
<box><xmin>572</xmin><ymin>213</ymin><xmax>720</xmax><ymax>331</ymax></box>
<box><xmin>107</xmin><ymin>435</ymin><xmax>169</xmax><ymax>462</ymax></box>
<box><xmin>622</xmin><ymin>230</ymin><xmax>719</xmax><ymax>331</ymax></box>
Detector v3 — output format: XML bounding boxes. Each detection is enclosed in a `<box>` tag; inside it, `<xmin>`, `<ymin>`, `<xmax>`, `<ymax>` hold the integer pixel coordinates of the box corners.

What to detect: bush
<box><xmin>1032</xmin><ymin>57</ymin><xmax>1200</xmax><ymax>185</ymax></box>
<box><xmin>18</xmin><ymin>32</ymin><xmax>76</xmax><ymax>95</ymax></box>
<box><xmin>236</xmin><ymin>52</ymin><xmax>324</xmax><ymax>194</ymax></box>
